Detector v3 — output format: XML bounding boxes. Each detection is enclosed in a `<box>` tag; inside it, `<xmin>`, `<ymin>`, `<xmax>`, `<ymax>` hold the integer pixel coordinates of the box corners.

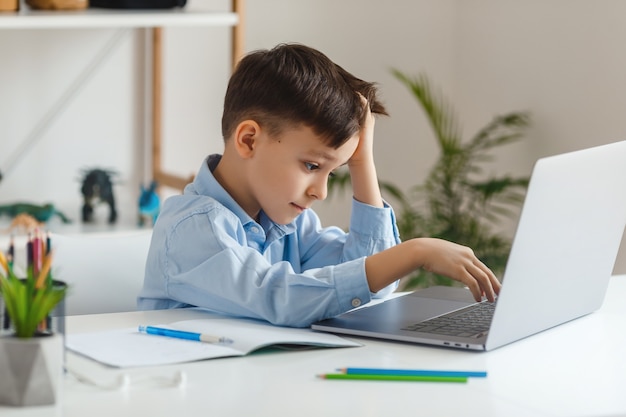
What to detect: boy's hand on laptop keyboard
<box><xmin>365</xmin><ymin>238</ymin><xmax>501</xmax><ymax>302</ymax></box>
<box><xmin>417</xmin><ymin>238</ymin><xmax>501</xmax><ymax>302</ymax></box>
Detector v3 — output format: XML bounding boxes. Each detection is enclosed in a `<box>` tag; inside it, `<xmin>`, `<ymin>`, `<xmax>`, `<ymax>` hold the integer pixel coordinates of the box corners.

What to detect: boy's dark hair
<box><xmin>221</xmin><ymin>43</ymin><xmax>388</xmax><ymax>148</ymax></box>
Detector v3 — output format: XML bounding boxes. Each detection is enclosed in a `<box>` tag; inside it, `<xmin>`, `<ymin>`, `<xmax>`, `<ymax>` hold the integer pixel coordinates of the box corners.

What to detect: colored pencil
<box><xmin>45</xmin><ymin>231</ymin><xmax>51</xmax><ymax>255</ymax></box>
<box><xmin>35</xmin><ymin>252</ymin><xmax>54</xmax><ymax>290</ymax></box>
<box><xmin>32</xmin><ymin>230</ymin><xmax>42</xmax><ymax>275</ymax></box>
<box><xmin>7</xmin><ymin>234</ymin><xmax>14</xmax><ymax>267</ymax></box>
<box><xmin>338</xmin><ymin>367</ymin><xmax>487</xmax><ymax>378</ymax></box>
<box><xmin>318</xmin><ymin>373</ymin><xmax>467</xmax><ymax>383</ymax></box>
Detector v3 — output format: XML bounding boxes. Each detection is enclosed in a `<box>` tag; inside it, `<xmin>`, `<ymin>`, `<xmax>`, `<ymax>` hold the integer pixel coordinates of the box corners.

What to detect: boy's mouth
<box><xmin>291</xmin><ymin>203</ymin><xmax>307</xmax><ymax>212</ymax></box>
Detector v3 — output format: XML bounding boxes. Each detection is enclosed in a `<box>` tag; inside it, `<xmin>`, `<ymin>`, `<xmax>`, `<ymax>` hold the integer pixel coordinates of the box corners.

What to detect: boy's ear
<box><xmin>233</xmin><ymin>120</ymin><xmax>261</xmax><ymax>158</ymax></box>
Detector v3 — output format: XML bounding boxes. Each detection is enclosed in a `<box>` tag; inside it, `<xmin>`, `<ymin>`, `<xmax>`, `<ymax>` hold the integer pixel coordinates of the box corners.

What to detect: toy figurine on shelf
<box><xmin>80</xmin><ymin>168</ymin><xmax>118</xmax><ymax>224</ymax></box>
<box><xmin>138</xmin><ymin>181</ymin><xmax>160</xmax><ymax>227</ymax></box>
<box><xmin>0</xmin><ymin>202</ymin><xmax>71</xmax><ymax>225</ymax></box>
<box><xmin>6</xmin><ymin>213</ymin><xmax>43</xmax><ymax>235</ymax></box>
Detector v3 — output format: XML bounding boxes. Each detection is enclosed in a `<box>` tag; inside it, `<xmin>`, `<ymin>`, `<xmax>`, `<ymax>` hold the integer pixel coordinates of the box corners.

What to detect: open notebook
<box><xmin>67</xmin><ymin>314</ymin><xmax>360</xmax><ymax>368</ymax></box>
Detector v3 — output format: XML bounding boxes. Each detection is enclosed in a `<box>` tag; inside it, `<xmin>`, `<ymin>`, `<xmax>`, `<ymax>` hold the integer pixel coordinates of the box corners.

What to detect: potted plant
<box><xmin>329</xmin><ymin>71</ymin><xmax>531</xmax><ymax>290</ymax></box>
<box><xmin>0</xmin><ymin>250</ymin><xmax>67</xmax><ymax>407</ymax></box>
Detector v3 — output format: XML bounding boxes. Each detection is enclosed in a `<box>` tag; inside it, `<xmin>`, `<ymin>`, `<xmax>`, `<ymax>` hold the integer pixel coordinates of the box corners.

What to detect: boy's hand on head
<box><xmin>345</xmin><ymin>94</ymin><xmax>384</xmax><ymax>208</ymax></box>
<box><xmin>418</xmin><ymin>238</ymin><xmax>501</xmax><ymax>303</ymax></box>
<box><xmin>348</xmin><ymin>94</ymin><xmax>376</xmax><ymax>169</ymax></box>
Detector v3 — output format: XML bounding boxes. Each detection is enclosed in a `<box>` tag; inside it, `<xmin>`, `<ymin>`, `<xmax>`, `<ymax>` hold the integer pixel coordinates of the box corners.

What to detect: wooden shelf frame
<box><xmin>151</xmin><ymin>0</ymin><xmax>245</xmax><ymax>191</ymax></box>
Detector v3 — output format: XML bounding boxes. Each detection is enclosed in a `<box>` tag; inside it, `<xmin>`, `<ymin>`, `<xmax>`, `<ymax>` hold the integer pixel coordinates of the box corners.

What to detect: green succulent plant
<box><xmin>0</xmin><ymin>252</ymin><xmax>67</xmax><ymax>338</ymax></box>
<box><xmin>329</xmin><ymin>71</ymin><xmax>531</xmax><ymax>290</ymax></box>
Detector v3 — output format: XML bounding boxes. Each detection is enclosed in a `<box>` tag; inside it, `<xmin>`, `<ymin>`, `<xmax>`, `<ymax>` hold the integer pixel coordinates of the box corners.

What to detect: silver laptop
<box><xmin>312</xmin><ymin>140</ymin><xmax>626</xmax><ymax>351</ymax></box>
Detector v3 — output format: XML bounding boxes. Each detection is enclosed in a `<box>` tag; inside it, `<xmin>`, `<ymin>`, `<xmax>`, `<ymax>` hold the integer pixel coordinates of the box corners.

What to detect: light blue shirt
<box><xmin>138</xmin><ymin>154</ymin><xmax>401</xmax><ymax>327</ymax></box>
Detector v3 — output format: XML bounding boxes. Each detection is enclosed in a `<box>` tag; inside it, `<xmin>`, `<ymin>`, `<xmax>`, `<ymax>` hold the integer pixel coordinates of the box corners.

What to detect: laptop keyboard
<box><xmin>402</xmin><ymin>301</ymin><xmax>496</xmax><ymax>338</ymax></box>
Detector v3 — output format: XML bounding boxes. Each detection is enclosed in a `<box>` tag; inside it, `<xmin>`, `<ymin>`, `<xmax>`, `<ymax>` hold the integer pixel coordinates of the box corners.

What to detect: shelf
<box><xmin>0</xmin><ymin>7</ymin><xmax>238</xmax><ymax>29</ymax></box>
<box><xmin>0</xmin><ymin>0</ymin><xmax>245</xmax><ymax>193</ymax></box>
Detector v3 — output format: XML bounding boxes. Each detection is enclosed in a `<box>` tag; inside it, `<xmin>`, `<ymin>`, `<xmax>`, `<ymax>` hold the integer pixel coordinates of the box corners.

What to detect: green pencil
<box><xmin>317</xmin><ymin>373</ymin><xmax>467</xmax><ymax>383</ymax></box>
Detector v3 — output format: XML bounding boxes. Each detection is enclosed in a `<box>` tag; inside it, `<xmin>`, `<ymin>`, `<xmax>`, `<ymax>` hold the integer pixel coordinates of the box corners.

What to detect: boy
<box><xmin>138</xmin><ymin>43</ymin><xmax>500</xmax><ymax>327</ymax></box>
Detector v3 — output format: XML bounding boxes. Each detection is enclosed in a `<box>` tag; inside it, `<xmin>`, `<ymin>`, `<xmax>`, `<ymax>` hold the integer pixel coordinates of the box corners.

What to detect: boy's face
<box><xmin>246</xmin><ymin>125</ymin><xmax>358</xmax><ymax>225</ymax></box>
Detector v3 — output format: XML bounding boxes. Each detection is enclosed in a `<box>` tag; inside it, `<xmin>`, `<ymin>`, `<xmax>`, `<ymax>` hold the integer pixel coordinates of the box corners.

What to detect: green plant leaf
<box><xmin>391</xmin><ymin>69</ymin><xmax>463</xmax><ymax>153</ymax></box>
<box><xmin>1</xmin><ymin>264</ymin><xmax>67</xmax><ymax>338</ymax></box>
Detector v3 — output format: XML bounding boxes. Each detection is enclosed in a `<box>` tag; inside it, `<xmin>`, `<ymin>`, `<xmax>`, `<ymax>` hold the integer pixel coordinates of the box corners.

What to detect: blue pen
<box><xmin>138</xmin><ymin>325</ymin><xmax>234</xmax><ymax>344</ymax></box>
<box><xmin>339</xmin><ymin>367</ymin><xmax>487</xmax><ymax>378</ymax></box>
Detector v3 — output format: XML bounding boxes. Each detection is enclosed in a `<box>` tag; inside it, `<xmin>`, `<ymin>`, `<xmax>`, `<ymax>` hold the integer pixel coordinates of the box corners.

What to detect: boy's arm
<box><xmin>347</xmin><ymin>96</ymin><xmax>384</xmax><ymax>208</ymax></box>
<box><xmin>365</xmin><ymin>238</ymin><xmax>502</xmax><ymax>302</ymax></box>
<box><xmin>347</xmin><ymin>98</ymin><xmax>500</xmax><ymax>301</ymax></box>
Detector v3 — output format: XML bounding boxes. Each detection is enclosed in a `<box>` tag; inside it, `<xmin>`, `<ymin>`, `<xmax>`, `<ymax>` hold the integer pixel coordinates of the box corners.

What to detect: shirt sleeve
<box><xmin>297</xmin><ymin>198</ymin><xmax>400</xmax><ymax>265</ymax></box>
<box><xmin>295</xmin><ymin>198</ymin><xmax>401</xmax><ymax>299</ymax></box>
<box><xmin>140</xmin><ymin>197</ymin><xmax>401</xmax><ymax>327</ymax></box>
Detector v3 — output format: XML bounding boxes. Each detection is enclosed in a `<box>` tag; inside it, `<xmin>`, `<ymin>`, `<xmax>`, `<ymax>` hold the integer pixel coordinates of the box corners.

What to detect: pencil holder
<box><xmin>0</xmin><ymin>236</ymin><xmax>67</xmax><ymax>405</ymax></box>
<box><xmin>0</xmin><ymin>332</ymin><xmax>63</xmax><ymax>406</ymax></box>
<box><xmin>0</xmin><ymin>297</ymin><xmax>5</xmax><ymax>337</ymax></box>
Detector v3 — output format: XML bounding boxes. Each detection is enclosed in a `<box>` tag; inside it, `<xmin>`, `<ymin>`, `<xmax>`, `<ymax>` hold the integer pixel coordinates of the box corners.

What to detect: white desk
<box><xmin>3</xmin><ymin>275</ymin><xmax>626</xmax><ymax>417</ymax></box>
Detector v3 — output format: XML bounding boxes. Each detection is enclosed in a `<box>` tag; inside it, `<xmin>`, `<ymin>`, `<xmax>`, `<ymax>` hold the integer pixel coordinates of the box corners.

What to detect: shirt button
<box><xmin>351</xmin><ymin>298</ymin><xmax>362</xmax><ymax>308</ymax></box>
<box><xmin>250</xmin><ymin>226</ymin><xmax>260</xmax><ymax>234</ymax></box>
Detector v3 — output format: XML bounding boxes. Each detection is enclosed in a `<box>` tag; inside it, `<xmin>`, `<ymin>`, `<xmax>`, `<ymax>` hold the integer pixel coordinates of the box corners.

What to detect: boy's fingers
<box><xmin>472</xmin><ymin>258</ymin><xmax>501</xmax><ymax>297</ymax></box>
<box><xmin>466</xmin><ymin>263</ymin><xmax>497</xmax><ymax>302</ymax></box>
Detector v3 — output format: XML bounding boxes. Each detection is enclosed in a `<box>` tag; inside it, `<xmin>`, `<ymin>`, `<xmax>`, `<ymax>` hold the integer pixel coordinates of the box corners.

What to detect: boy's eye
<box><xmin>304</xmin><ymin>162</ymin><xmax>319</xmax><ymax>171</ymax></box>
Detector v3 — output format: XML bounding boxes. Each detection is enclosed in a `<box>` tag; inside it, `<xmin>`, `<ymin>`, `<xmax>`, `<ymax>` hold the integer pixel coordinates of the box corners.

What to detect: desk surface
<box><xmin>3</xmin><ymin>275</ymin><xmax>626</xmax><ymax>417</ymax></box>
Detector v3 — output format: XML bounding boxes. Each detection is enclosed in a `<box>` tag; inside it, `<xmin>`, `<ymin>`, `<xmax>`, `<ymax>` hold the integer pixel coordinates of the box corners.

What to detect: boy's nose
<box><xmin>307</xmin><ymin>178</ymin><xmax>328</xmax><ymax>201</ymax></box>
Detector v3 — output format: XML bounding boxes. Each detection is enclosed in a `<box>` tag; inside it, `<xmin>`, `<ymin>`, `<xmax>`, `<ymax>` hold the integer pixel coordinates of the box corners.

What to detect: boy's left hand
<box><xmin>346</xmin><ymin>94</ymin><xmax>384</xmax><ymax>208</ymax></box>
<box><xmin>348</xmin><ymin>94</ymin><xmax>376</xmax><ymax>168</ymax></box>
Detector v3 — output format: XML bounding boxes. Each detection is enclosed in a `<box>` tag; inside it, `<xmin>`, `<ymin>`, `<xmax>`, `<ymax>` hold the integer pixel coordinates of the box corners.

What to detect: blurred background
<box><xmin>1</xmin><ymin>0</ymin><xmax>624</xmax><ymax>273</ymax></box>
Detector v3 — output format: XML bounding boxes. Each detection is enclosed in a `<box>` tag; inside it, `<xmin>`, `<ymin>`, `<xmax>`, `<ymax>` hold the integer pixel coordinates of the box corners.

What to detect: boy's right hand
<box><xmin>365</xmin><ymin>238</ymin><xmax>501</xmax><ymax>302</ymax></box>
<box><xmin>415</xmin><ymin>238</ymin><xmax>501</xmax><ymax>302</ymax></box>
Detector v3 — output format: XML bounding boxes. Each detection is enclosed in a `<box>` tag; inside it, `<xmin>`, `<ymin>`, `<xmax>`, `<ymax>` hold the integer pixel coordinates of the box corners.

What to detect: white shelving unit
<box><xmin>0</xmin><ymin>2</ymin><xmax>245</xmax><ymax>197</ymax></box>
<box><xmin>0</xmin><ymin>7</ymin><xmax>238</xmax><ymax>30</ymax></box>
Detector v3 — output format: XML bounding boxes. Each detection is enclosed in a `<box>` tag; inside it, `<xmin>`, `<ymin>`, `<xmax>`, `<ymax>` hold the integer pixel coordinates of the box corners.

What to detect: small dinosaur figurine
<box><xmin>0</xmin><ymin>202</ymin><xmax>71</xmax><ymax>223</ymax></box>
<box><xmin>138</xmin><ymin>181</ymin><xmax>160</xmax><ymax>227</ymax></box>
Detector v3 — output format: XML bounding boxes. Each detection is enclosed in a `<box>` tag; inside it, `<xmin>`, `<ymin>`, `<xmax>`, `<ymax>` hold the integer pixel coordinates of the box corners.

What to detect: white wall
<box><xmin>451</xmin><ymin>0</ymin><xmax>626</xmax><ymax>272</ymax></box>
<box><xmin>1</xmin><ymin>0</ymin><xmax>624</xmax><ymax>271</ymax></box>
